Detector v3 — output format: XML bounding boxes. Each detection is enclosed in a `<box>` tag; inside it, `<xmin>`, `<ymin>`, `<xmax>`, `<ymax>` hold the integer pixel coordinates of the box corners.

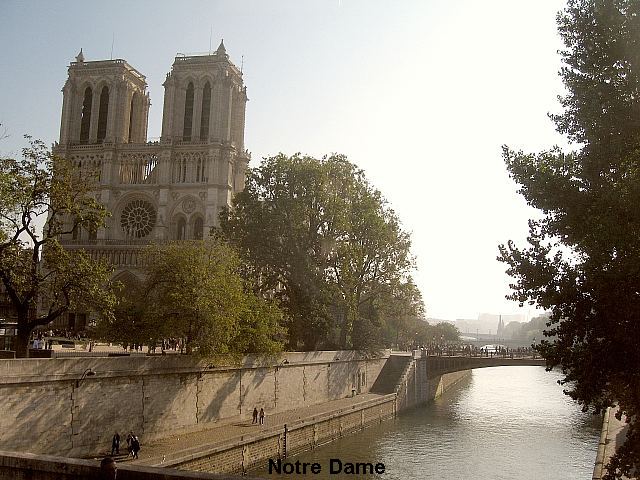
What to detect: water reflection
<box><xmin>253</xmin><ymin>366</ymin><xmax>601</xmax><ymax>479</ymax></box>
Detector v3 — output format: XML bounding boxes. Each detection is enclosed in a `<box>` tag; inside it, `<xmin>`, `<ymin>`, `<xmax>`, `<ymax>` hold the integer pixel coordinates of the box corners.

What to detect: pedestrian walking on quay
<box><xmin>252</xmin><ymin>407</ymin><xmax>258</xmax><ymax>424</ymax></box>
<box><xmin>126</xmin><ymin>432</ymin><xmax>133</xmax><ymax>457</ymax></box>
<box><xmin>131</xmin><ymin>435</ymin><xmax>141</xmax><ymax>459</ymax></box>
<box><xmin>111</xmin><ymin>432</ymin><xmax>120</xmax><ymax>456</ymax></box>
<box><xmin>259</xmin><ymin>408</ymin><xmax>265</xmax><ymax>425</ymax></box>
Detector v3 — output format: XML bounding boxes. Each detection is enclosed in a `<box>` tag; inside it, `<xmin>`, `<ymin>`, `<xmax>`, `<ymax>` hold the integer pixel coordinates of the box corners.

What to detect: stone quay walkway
<box><xmin>119</xmin><ymin>392</ymin><xmax>389</xmax><ymax>469</ymax></box>
<box><xmin>592</xmin><ymin>407</ymin><xmax>630</xmax><ymax>480</ymax></box>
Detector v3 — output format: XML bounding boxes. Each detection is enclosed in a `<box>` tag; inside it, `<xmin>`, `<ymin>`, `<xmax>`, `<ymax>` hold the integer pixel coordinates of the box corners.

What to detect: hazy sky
<box><xmin>0</xmin><ymin>0</ymin><xmax>569</xmax><ymax>322</ymax></box>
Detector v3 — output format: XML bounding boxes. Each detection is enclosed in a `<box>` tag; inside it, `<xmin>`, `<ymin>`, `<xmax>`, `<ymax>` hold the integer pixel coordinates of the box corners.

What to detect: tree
<box><xmin>376</xmin><ymin>277</ymin><xmax>425</xmax><ymax>349</ymax></box>
<box><xmin>0</xmin><ymin>138</ymin><xmax>115</xmax><ymax>357</ymax></box>
<box><xmin>221</xmin><ymin>153</ymin><xmax>417</xmax><ymax>351</ymax></box>
<box><xmin>91</xmin><ymin>277</ymin><xmax>156</xmax><ymax>348</ymax></box>
<box><xmin>98</xmin><ymin>239</ymin><xmax>286</xmax><ymax>356</ymax></box>
<box><xmin>498</xmin><ymin>2</ymin><xmax>640</xmax><ymax>477</ymax></box>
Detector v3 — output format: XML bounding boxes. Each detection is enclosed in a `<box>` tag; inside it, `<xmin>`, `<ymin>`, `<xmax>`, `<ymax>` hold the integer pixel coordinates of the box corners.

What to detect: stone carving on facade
<box><xmin>172</xmin><ymin>151</ymin><xmax>209</xmax><ymax>184</ymax></box>
<box><xmin>118</xmin><ymin>152</ymin><xmax>159</xmax><ymax>185</ymax></box>
<box><xmin>182</xmin><ymin>197</ymin><xmax>196</xmax><ymax>214</ymax></box>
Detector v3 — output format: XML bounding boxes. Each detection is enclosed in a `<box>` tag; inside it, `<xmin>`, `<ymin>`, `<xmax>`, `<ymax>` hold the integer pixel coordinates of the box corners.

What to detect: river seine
<box><xmin>253</xmin><ymin>366</ymin><xmax>601</xmax><ymax>479</ymax></box>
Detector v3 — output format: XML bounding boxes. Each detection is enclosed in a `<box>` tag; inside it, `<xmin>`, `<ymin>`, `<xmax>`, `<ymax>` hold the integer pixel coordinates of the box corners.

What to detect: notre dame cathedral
<box><xmin>53</xmin><ymin>41</ymin><xmax>249</xmax><ymax>331</ymax></box>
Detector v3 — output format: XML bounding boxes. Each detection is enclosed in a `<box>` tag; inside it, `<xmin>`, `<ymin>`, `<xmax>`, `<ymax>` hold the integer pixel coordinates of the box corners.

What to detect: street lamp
<box><xmin>76</xmin><ymin>368</ymin><xmax>95</xmax><ymax>387</ymax></box>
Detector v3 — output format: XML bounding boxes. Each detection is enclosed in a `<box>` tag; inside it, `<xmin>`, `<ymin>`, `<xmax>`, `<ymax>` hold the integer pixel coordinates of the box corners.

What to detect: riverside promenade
<box><xmin>125</xmin><ymin>392</ymin><xmax>393</xmax><ymax>473</ymax></box>
<box><xmin>592</xmin><ymin>407</ymin><xmax>631</xmax><ymax>480</ymax></box>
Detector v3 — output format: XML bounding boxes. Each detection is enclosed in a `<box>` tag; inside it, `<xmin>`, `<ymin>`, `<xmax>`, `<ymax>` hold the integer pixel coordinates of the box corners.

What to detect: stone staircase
<box><xmin>370</xmin><ymin>355</ymin><xmax>413</xmax><ymax>394</ymax></box>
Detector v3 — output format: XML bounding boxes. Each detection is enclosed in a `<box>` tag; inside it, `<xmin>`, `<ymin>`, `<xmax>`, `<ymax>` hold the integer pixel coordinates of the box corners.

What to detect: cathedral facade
<box><xmin>53</xmin><ymin>42</ymin><xmax>249</xmax><ymax>330</ymax></box>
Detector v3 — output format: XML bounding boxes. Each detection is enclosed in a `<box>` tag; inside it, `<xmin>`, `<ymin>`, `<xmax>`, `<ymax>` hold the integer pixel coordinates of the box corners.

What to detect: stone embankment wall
<box><xmin>0</xmin><ymin>351</ymin><xmax>388</xmax><ymax>458</ymax></box>
<box><xmin>175</xmin><ymin>395</ymin><xmax>397</xmax><ymax>474</ymax></box>
<box><xmin>0</xmin><ymin>450</ymin><xmax>254</xmax><ymax>480</ymax></box>
<box><xmin>172</xmin><ymin>356</ymin><xmax>470</xmax><ymax>475</ymax></box>
<box><xmin>394</xmin><ymin>353</ymin><xmax>471</xmax><ymax>411</ymax></box>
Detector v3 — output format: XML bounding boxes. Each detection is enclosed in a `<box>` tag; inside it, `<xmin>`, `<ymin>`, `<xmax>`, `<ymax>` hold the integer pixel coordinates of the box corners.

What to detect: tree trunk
<box><xmin>15</xmin><ymin>322</ymin><xmax>32</xmax><ymax>358</ymax></box>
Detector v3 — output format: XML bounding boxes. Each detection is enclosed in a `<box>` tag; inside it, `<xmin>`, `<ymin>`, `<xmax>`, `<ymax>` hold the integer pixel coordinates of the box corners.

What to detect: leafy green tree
<box><xmin>221</xmin><ymin>154</ymin><xmax>337</xmax><ymax>349</ymax></box>
<box><xmin>102</xmin><ymin>239</ymin><xmax>286</xmax><ymax>356</ymax></box>
<box><xmin>429</xmin><ymin>321</ymin><xmax>461</xmax><ymax>343</ymax></box>
<box><xmin>499</xmin><ymin>1</ymin><xmax>640</xmax><ymax>477</ymax></box>
<box><xmin>324</xmin><ymin>160</ymin><xmax>414</xmax><ymax>349</ymax></box>
<box><xmin>376</xmin><ymin>278</ymin><xmax>425</xmax><ymax>349</ymax></box>
<box><xmin>92</xmin><ymin>277</ymin><xmax>156</xmax><ymax>348</ymax></box>
<box><xmin>221</xmin><ymin>153</ymin><xmax>416</xmax><ymax>351</ymax></box>
<box><xmin>0</xmin><ymin>138</ymin><xmax>115</xmax><ymax>357</ymax></box>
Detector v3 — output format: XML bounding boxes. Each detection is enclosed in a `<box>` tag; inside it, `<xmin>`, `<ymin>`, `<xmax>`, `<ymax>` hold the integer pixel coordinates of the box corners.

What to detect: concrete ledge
<box><xmin>0</xmin><ymin>450</ymin><xmax>259</xmax><ymax>479</ymax></box>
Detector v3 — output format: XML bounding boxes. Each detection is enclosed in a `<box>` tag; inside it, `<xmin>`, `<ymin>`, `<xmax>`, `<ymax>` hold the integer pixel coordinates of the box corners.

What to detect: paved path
<box><xmin>593</xmin><ymin>407</ymin><xmax>630</xmax><ymax>480</ymax></box>
<box><xmin>117</xmin><ymin>393</ymin><xmax>388</xmax><ymax>467</ymax></box>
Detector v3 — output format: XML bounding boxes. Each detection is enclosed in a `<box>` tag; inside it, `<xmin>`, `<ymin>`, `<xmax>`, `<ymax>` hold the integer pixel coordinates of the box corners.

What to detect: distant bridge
<box><xmin>371</xmin><ymin>353</ymin><xmax>547</xmax><ymax>409</ymax></box>
<box><xmin>425</xmin><ymin>354</ymin><xmax>546</xmax><ymax>375</ymax></box>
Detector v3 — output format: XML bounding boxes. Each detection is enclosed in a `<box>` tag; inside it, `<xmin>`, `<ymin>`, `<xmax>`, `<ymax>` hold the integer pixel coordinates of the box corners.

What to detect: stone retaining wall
<box><xmin>0</xmin><ymin>450</ymin><xmax>255</xmax><ymax>480</ymax></box>
<box><xmin>171</xmin><ymin>367</ymin><xmax>470</xmax><ymax>476</ymax></box>
<box><xmin>0</xmin><ymin>351</ymin><xmax>388</xmax><ymax>458</ymax></box>
<box><xmin>173</xmin><ymin>395</ymin><xmax>397</xmax><ymax>474</ymax></box>
<box><xmin>395</xmin><ymin>354</ymin><xmax>471</xmax><ymax>410</ymax></box>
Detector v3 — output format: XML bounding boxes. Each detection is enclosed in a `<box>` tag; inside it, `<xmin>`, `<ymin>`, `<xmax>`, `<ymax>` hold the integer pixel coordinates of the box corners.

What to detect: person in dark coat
<box><xmin>259</xmin><ymin>408</ymin><xmax>265</xmax><ymax>425</ymax></box>
<box><xmin>126</xmin><ymin>432</ymin><xmax>133</xmax><ymax>457</ymax></box>
<box><xmin>131</xmin><ymin>435</ymin><xmax>140</xmax><ymax>459</ymax></box>
<box><xmin>252</xmin><ymin>407</ymin><xmax>258</xmax><ymax>424</ymax></box>
<box><xmin>111</xmin><ymin>432</ymin><xmax>120</xmax><ymax>456</ymax></box>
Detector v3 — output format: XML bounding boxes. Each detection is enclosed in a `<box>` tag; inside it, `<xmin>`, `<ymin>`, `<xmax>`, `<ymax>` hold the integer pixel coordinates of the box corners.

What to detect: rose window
<box><xmin>120</xmin><ymin>199</ymin><xmax>156</xmax><ymax>238</ymax></box>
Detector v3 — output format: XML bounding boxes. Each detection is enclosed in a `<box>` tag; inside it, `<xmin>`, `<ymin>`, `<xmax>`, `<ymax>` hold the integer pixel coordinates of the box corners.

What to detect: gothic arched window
<box><xmin>79</xmin><ymin>87</ymin><xmax>92</xmax><ymax>144</ymax></box>
<box><xmin>193</xmin><ymin>217</ymin><xmax>203</xmax><ymax>240</ymax></box>
<box><xmin>200</xmin><ymin>82</ymin><xmax>211</xmax><ymax>141</ymax></box>
<box><xmin>183</xmin><ymin>82</ymin><xmax>194</xmax><ymax>142</ymax></box>
<box><xmin>97</xmin><ymin>86</ymin><xmax>109</xmax><ymax>143</ymax></box>
<box><xmin>128</xmin><ymin>93</ymin><xmax>137</xmax><ymax>143</ymax></box>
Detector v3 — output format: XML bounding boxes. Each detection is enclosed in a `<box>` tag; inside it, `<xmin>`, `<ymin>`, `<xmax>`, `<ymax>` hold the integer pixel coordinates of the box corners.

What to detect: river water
<box><xmin>253</xmin><ymin>366</ymin><xmax>601</xmax><ymax>479</ymax></box>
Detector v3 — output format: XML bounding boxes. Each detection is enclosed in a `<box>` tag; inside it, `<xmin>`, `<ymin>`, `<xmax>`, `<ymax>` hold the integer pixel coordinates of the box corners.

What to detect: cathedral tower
<box><xmin>59</xmin><ymin>49</ymin><xmax>150</xmax><ymax>146</ymax></box>
<box><xmin>54</xmin><ymin>44</ymin><xmax>251</xmax><ymax>332</ymax></box>
<box><xmin>161</xmin><ymin>40</ymin><xmax>247</xmax><ymax>150</ymax></box>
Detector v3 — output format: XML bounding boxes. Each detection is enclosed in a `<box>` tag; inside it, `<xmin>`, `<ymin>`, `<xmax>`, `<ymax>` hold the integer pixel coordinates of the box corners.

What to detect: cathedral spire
<box><xmin>215</xmin><ymin>39</ymin><xmax>227</xmax><ymax>57</ymax></box>
<box><xmin>75</xmin><ymin>48</ymin><xmax>85</xmax><ymax>63</ymax></box>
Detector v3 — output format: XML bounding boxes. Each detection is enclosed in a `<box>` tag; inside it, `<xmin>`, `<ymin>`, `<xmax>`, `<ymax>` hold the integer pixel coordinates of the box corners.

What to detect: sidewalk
<box><xmin>126</xmin><ymin>392</ymin><xmax>388</xmax><ymax>468</ymax></box>
<box><xmin>593</xmin><ymin>407</ymin><xmax>630</xmax><ymax>480</ymax></box>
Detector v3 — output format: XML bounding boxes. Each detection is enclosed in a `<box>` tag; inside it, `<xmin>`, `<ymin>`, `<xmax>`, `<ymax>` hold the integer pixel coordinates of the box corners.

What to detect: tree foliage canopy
<box><xmin>221</xmin><ymin>153</ymin><xmax>421</xmax><ymax>351</ymax></box>
<box><xmin>498</xmin><ymin>1</ymin><xmax>640</xmax><ymax>477</ymax></box>
<box><xmin>96</xmin><ymin>239</ymin><xmax>286</xmax><ymax>356</ymax></box>
<box><xmin>0</xmin><ymin>138</ymin><xmax>115</xmax><ymax>357</ymax></box>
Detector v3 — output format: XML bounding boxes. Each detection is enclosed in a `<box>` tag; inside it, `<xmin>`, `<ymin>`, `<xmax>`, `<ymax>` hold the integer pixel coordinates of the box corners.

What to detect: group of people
<box><xmin>252</xmin><ymin>407</ymin><xmax>266</xmax><ymax>425</ymax></box>
<box><xmin>111</xmin><ymin>431</ymin><xmax>141</xmax><ymax>459</ymax></box>
<box><xmin>30</xmin><ymin>328</ymin><xmax>88</xmax><ymax>350</ymax></box>
<box><xmin>122</xmin><ymin>338</ymin><xmax>185</xmax><ymax>354</ymax></box>
<box><xmin>31</xmin><ymin>335</ymin><xmax>49</xmax><ymax>350</ymax></box>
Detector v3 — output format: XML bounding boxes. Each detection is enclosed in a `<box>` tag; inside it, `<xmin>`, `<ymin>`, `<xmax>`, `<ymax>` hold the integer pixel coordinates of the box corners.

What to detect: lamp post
<box><xmin>76</xmin><ymin>368</ymin><xmax>95</xmax><ymax>387</ymax></box>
